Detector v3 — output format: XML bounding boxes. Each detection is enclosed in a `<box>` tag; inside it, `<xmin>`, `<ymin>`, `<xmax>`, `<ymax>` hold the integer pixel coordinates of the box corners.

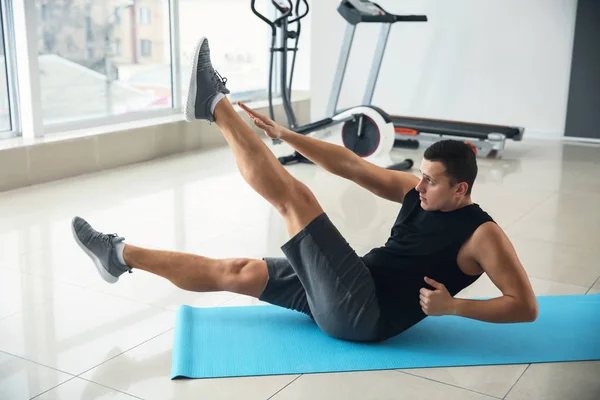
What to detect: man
<box><xmin>72</xmin><ymin>38</ymin><xmax>538</xmax><ymax>343</ymax></box>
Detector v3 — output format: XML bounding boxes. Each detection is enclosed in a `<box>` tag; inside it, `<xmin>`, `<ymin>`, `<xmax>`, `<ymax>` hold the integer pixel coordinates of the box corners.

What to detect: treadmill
<box><xmin>339</xmin><ymin>0</ymin><xmax>525</xmax><ymax>158</ymax></box>
<box><xmin>390</xmin><ymin>115</ymin><xmax>524</xmax><ymax>158</ymax></box>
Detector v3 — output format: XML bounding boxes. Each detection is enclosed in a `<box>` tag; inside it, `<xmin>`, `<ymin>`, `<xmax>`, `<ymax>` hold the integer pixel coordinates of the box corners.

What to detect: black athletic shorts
<box><xmin>259</xmin><ymin>213</ymin><xmax>383</xmax><ymax>342</ymax></box>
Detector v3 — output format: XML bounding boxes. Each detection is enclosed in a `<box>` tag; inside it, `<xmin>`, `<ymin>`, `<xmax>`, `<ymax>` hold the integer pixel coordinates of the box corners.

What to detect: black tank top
<box><xmin>362</xmin><ymin>188</ymin><xmax>495</xmax><ymax>340</ymax></box>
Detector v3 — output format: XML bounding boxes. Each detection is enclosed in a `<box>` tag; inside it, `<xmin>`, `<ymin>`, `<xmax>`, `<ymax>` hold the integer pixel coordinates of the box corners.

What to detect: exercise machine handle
<box><xmin>274</xmin><ymin>0</ymin><xmax>294</xmax><ymax>31</ymax></box>
<box><xmin>277</xmin><ymin>151</ymin><xmax>313</xmax><ymax>165</ymax></box>
<box><xmin>251</xmin><ymin>0</ymin><xmax>293</xmax><ymax>33</ymax></box>
<box><xmin>387</xmin><ymin>158</ymin><xmax>414</xmax><ymax>171</ymax></box>
<box><xmin>278</xmin><ymin>154</ymin><xmax>300</xmax><ymax>165</ymax></box>
<box><xmin>394</xmin><ymin>15</ymin><xmax>427</xmax><ymax>22</ymax></box>
<box><xmin>251</xmin><ymin>0</ymin><xmax>274</xmax><ymax>29</ymax></box>
<box><xmin>338</xmin><ymin>0</ymin><xmax>427</xmax><ymax>25</ymax></box>
<box><xmin>289</xmin><ymin>0</ymin><xmax>309</xmax><ymax>24</ymax></box>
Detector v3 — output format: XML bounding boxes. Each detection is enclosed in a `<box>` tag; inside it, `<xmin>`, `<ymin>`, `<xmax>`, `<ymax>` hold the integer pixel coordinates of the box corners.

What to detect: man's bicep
<box><xmin>475</xmin><ymin>223</ymin><xmax>536</xmax><ymax>302</ymax></box>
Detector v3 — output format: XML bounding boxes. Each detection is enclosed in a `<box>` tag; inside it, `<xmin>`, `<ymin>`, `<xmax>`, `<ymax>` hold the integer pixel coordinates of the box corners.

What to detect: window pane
<box><xmin>179</xmin><ymin>0</ymin><xmax>272</xmax><ymax>103</ymax></box>
<box><xmin>36</xmin><ymin>0</ymin><xmax>173</xmax><ymax>126</ymax></box>
<box><xmin>139</xmin><ymin>7</ymin><xmax>151</xmax><ymax>25</ymax></box>
<box><xmin>0</xmin><ymin>8</ymin><xmax>11</xmax><ymax>132</ymax></box>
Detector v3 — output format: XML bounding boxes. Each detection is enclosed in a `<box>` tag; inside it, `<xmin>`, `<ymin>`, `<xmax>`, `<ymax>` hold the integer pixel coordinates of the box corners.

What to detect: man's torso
<box><xmin>361</xmin><ymin>188</ymin><xmax>493</xmax><ymax>339</ymax></box>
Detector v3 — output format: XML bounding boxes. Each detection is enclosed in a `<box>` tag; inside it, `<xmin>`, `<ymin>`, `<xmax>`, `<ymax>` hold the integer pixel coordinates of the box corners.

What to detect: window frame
<box><xmin>2</xmin><ymin>0</ymin><xmax>276</xmax><ymax>139</ymax></box>
<box><xmin>0</xmin><ymin>0</ymin><xmax>19</xmax><ymax>137</ymax></box>
<box><xmin>12</xmin><ymin>0</ymin><xmax>181</xmax><ymax>138</ymax></box>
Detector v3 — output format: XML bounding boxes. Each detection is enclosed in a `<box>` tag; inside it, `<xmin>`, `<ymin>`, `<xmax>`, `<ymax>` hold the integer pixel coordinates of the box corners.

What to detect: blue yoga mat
<box><xmin>171</xmin><ymin>294</ymin><xmax>600</xmax><ymax>379</ymax></box>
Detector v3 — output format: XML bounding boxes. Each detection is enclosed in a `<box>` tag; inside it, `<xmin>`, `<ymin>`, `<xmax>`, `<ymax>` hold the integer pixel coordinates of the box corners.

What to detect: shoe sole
<box><xmin>184</xmin><ymin>37</ymin><xmax>207</xmax><ymax>122</ymax></box>
<box><xmin>71</xmin><ymin>222</ymin><xmax>119</xmax><ymax>284</ymax></box>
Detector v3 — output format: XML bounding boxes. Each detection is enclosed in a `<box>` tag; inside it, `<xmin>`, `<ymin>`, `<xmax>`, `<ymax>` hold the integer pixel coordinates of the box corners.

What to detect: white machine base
<box><xmin>333</xmin><ymin>106</ymin><xmax>396</xmax><ymax>165</ymax></box>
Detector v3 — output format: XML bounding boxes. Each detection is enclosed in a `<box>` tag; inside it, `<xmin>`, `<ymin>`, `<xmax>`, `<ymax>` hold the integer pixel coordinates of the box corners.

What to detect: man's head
<box><xmin>416</xmin><ymin>140</ymin><xmax>478</xmax><ymax>211</ymax></box>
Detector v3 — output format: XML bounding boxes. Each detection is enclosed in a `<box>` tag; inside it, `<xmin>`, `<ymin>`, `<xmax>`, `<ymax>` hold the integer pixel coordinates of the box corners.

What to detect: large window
<box><xmin>0</xmin><ymin>8</ymin><xmax>11</xmax><ymax>132</ymax></box>
<box><xmin>178</xmin><ymin>0</ymin><xmax>272</xmax><ymax>103</ymax></box>
<box><xmin>35</xmin><ymin>0</ymin><xmax>173</xmax><ymax>126</ymax></box>
<box><xmin>0</xmin><ymin>0</ymin><xmax>299</xmax><ymax>138</ymax></box>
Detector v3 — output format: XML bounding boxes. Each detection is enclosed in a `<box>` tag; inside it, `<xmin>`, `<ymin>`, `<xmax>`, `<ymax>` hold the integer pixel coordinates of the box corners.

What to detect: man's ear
<box><xmin>455</xmin><ymin>182</ymin><xmax>469</xmax><ymax>196</ymax></box>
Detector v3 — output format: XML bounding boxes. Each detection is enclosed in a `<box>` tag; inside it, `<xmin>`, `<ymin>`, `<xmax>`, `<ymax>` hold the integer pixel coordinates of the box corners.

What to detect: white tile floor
<box><xmin>1</xmin><ymin>135</ymin><xmax>599</xmax><ymax>400</ymax></box>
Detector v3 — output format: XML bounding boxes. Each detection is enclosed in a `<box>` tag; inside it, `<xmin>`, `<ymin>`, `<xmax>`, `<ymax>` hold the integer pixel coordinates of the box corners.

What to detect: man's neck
<box><xmin>440</xmin><ymin>196</ymin><xmax>473</xmax><ymax>212</ymax></box>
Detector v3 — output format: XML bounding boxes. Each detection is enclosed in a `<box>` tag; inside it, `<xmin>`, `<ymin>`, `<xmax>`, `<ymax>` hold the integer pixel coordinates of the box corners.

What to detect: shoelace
<box><xmin>101</xmin><ymin>233</ymin><xmax>132</xmax><ymax>273</ymax></box>
<box><xmin>101</xmin><ymin>233</ymin><xmax>119</xmax><ymax>245</ymax></box>
<box><xmin>211</xmin><ymin>69</ymin><xmax>228</xmax><ymax>89</ymax></box>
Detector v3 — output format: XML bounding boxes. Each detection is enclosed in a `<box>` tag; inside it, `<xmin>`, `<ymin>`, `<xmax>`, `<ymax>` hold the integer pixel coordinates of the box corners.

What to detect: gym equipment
<box><xmin>251</xmin><ymin>0</ymin><xmax>424</xmax><ymax>170</ymax></box>
<box><xmin>391</xmin><ymin>116</ymin><xmax>524</xmax><ymax>158</ymax></box>
<box><xmin>343</xmin><ymin>0</ymin><xmax>525</xmax><ymax>158</ymax></box>
<box><xmin>171</xmin><ymin>294</ymin><xmax>600</xmax><ymax>379</ymax></box>
<box><xmin>254</xmin><ymin>0</ymin><xmax>524</xmax><ymax>162</ymax></box>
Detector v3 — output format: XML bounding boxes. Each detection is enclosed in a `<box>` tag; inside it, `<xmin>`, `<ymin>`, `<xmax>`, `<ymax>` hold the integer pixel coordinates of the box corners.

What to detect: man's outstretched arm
<box><xmin>269</xmin><ymin>125</ymin><xmax>419</xmax><ymax>204</ymax></box>
<box><xmin>239</xmin><ymin>102</ymin><xmax>418</xmax><ymax>203</ymax></box>
<box><xmin>280</xmin><ymin>128</ymin><xmax>419</xmax><ymax>203</ymax></box>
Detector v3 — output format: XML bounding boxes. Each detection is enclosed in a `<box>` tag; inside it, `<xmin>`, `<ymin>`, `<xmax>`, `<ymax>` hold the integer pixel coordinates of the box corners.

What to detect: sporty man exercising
<box><xmin>72</xmin><ymin>38</ymin><xmax>538</xmax><ymax>342</ymax></box>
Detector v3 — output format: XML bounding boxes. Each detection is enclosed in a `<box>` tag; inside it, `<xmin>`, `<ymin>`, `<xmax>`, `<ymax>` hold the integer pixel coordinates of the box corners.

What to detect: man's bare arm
<box><xmin>452</xmin><ymin>222</ymin><xmax>538</xmax><ymax>323</ymax></box>
<box><xmin>280</xmin><ymin>128</ymin><xmax>419</xmax><ymax>203</ymax></box>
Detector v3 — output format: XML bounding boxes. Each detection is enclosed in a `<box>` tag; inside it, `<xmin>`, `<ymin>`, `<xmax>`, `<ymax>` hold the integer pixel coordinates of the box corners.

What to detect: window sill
<box><xmin>0</xmin><ymin>91</ymin><xmax>310</xmax><ymax>152</ymax></box>
<box><xmin>0</xmin><ymin>93</ymin><xmax>311</xmax><ymax>193</ymax></box>
<box><xmin>0</xmin><ymin>112</ymin><xmax>182</xmax><ymax>151</ymax></box>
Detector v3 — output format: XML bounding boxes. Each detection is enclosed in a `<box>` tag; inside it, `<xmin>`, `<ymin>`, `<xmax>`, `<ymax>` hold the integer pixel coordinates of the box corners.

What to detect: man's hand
<box><xmin>420</xmin><ymin>277</ymin><xmax>456</xmax><ymax>316</ymax></box>
<box><xmin>238</xmin><ymin>102</ymin><xmax>286</xmax><ymax>140</ymax></box>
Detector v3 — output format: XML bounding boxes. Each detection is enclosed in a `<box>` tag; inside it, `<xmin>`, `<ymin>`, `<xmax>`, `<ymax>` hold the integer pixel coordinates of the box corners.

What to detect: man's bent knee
<box><xmin>275</xmin><ymin>182</ymin><xmax>324</xmax><ymax>237</ymax></box>
<box><xmin>221</xmin><ymin>259</ymin><xmax>269</xmax><ymax>298</ymax></box>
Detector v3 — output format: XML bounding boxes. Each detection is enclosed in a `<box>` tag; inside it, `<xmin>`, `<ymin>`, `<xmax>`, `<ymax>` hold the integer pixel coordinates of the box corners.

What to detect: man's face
<box><xmin>415</xmin><ymin>159</ymin><xmax>462</xmax><ymax>211</ymax></box>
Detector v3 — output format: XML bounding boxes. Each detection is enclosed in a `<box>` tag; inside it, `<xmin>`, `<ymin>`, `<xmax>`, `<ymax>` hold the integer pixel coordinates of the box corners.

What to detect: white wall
<box><xmin>289</xmin><ymin>4</ymin><xmax>312</xmax><ymax>92</ymax></box>
<box><xmin>310</xmin><ymin>0</ymin><xmax>577</xmax><ymax>139</ymax></box>
<box><xmin>177</xmin><ymin>0</ymin><xmax>311</xmax><ymax>95</ymax></box>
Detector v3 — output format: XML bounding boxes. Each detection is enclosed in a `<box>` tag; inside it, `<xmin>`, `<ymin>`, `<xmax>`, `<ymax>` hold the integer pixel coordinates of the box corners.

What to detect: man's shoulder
<box><xmin>471</xmin><ymin>220</ymin><xmax>502</xmax><ymax>241</ymax></box>
<box><xmin>465</xmin><ymin>221</ymin><xmax>508</xmax><ymax>258</ymax></box>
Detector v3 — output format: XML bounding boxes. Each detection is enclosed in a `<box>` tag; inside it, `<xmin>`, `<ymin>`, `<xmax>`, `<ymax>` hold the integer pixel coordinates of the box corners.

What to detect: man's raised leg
<box><xmin>185</xmin><ymin>37</ymin><xmax>324</xmax><ymax>237</ymax></box>
<box><xmin>183</xmin><ymin>38</ymin><xmax>382</xmax><ymax>342</ymax></box>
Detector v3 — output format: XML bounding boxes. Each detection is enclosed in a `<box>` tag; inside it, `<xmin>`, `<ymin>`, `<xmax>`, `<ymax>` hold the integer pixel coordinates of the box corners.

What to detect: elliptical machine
<box><xmin>251</xmin><ymin>0</ymin><xmax>420</xmax><ymax>171</ymax></box>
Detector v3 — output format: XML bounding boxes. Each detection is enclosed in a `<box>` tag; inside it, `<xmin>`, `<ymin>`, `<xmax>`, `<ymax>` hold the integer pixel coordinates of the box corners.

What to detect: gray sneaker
<box><xmin>71</xmin><ymin>216</ymin><xmax>131</xmax><ymax>284</ymax></box>
<box><xmin>185</xmin><ymin>37</ymin><xmax>230</xmax><ymax>122</ymax></box>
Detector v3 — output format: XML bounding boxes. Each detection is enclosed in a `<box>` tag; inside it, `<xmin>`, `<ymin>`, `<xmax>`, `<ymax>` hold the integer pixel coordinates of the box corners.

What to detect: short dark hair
<box><xmin>423</xmin><ymin>140</ymin><xmax>478</xmax><ymax>195</ymax></box>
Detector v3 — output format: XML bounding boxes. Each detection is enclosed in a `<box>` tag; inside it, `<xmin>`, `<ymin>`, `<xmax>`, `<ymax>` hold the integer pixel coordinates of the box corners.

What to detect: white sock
<box><xmin>115</xmin><ymin>241</ymin><xmax>127</xmax><ymax>266</ymax></box>
<box><xmin>210</xmin><ymin>93</ymin><xmax>226</xmax><ymax>115</ymax></box>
